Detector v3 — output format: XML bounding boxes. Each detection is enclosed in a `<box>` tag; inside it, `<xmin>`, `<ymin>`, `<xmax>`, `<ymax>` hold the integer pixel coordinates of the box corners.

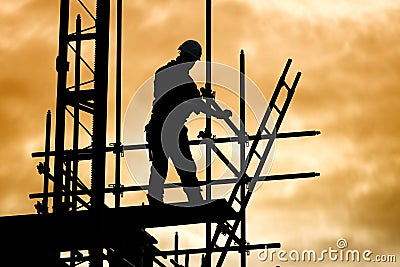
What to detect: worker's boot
<box><xmin>184</xmin><ymin>187</ymin><xmax>204</xmax><ymax>206</ymax></box>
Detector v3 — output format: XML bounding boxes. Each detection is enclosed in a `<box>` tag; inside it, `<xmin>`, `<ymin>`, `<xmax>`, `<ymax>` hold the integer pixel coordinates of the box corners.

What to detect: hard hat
<box><xmin>178</xmin><ymin>40</ymin><xmax>202</xmax><ymax>60</ymax></box>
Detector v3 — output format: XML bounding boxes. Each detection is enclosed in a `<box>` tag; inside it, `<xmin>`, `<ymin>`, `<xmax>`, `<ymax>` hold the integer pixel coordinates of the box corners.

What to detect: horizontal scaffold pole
<box><xmin>29</xmin><ymin>172</ymin><xmax>319</xmax><ymax>199</ymax></box>
<box><xmin>31</xmin><ymin>130</ymin><xmax>320</xmax><ymax>158</ymax></box>
<box><xmin>156</xmin><ymin>242</ymin><xmax>281</xmax><ymax>256</ymax></box>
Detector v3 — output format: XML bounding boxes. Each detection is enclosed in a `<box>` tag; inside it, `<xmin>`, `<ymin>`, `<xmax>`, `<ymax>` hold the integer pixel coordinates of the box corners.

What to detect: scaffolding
<box><xmin>0</xmin><ymin>1</ymin><xmax>320</xmax><ymax>266</ymax></box>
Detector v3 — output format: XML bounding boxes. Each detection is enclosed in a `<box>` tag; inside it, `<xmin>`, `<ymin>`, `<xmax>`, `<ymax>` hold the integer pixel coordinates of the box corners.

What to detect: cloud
<box><xmin>0</xmin><ymin>1</ymin><xmax>59</xmax><ymax>215</ymax></box>
<box><xmin>206</xmin><ymin>1</ymin><xmax>400</xmax><ymax>261</ymax></box>
<box><xmin>0</xmin><ymin>1</ymin><xmax>399</xmax><ymax>266</ymax></box>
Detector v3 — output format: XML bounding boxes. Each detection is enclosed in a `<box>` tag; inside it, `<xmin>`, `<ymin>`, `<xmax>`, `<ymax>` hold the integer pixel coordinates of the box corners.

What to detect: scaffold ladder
<box><xmin>206</xmin><ymin>58</ymin><xmax>301</xmax><ymax>267</ymax></box>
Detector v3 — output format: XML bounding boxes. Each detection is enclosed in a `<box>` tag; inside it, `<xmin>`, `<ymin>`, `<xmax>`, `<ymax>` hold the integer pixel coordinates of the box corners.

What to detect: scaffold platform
<box><xmin>0</xmin><ymin>199</ymin><xmax>234</xmax><ymax>250</ymax></box>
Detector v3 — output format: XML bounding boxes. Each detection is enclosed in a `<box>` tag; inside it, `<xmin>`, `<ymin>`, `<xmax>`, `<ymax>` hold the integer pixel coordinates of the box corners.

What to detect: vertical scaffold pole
<box><xmin>53</xmin><ymin>0</ymin><xmax>70</xmax><ymax>214</ymax></box>
<box><xmin>43</xmin><ymin>110</ymin><xmax>51</xmax><ymax>214</ymax></box>
<box><xmin>114</xmin><ymin>0</ymin><xmax>122</xmax><ymax>208</ymax></box>
<box><xmin>90</xmin><ymin>0</ymin><xmax>111</xmax><ymax>266</ymax></box>
<box><xmin>205</xmin><ymin>0</ymin><xmax>212</xmax><ymax>266</ymax></box>
<box><xmin>239</xmin><ymin>49</ymin><xmax>246</xmax><ymax>267</ymax></box>
<box><xmin>91</xmin><ymin>0</ymin><xmax>110</xmax><ymax>211</ymax></box>
<box><xmin>72</xmin><ymin>14</ymin><xmax>82</xmax><ymax>212</ymax></box>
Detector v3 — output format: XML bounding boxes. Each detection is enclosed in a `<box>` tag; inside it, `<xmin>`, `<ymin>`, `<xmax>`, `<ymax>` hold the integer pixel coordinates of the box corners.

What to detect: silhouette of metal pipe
<box><xmin>239</xmin><ymin>49</ymin><xmax>247</xmax><ymax>267</ymax></box>
<box><xmin>31</xmin><ymin>130</ymin><xmax>321</xmax><ymax>158</ymax></box>
<box><xmin>29</xmin><ymin>172</ymin><xmax>319</xmax><ymax>199</ymax></box>
<box><xmin>114</xmin><ymin>0</ymin><xmax>123</xmax><ymax>208</ymax></box>
<box><xmin>53</xmin><ymin>0</ymin><xmax>70</xmax><ymax>214</ymax></box>
<box><xmin>30</xmin><ymin>171</ymin><xmax>91</xmax><ymax>209</ymax></box>
<box><xmin>72</xmin><ymin>14</ymin><xmax>81</xmax><ymax>212</ymax></box>
<box><xmin>156</xmin><ymin>243</ymin><xmax>281</xmax><ymax>256</ymax></box>
<box><xmin>42</xmin><ymin>110</ymin><xmax>51</xmax><ymax>214</ymax></box>
<box><xmin>205</xmin><ymin>1</ymin><xmax>213</xmax><ymax>266</ymax></box>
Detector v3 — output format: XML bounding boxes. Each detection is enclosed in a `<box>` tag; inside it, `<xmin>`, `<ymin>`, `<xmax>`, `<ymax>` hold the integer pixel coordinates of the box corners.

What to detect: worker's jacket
<box><xmin>150</xmin><ymin>60</ymin><xmax>200</xmax><ymax>127</ymax></box>
<box><xmin>146</xmin><ymin>60</ymin><xmax>201</xmax><ymax>145</ymax></box>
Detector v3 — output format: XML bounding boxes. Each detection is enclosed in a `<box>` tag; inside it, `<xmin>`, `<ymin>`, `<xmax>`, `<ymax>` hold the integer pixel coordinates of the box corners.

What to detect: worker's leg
<box><xmin>171</xmin><ymin>126</ymin><xmax>203</xmax><ymax>204</ymax></box>
<box><xmin>148</xmin><ymin>128</ymin><xmax>168</xmax><ymax>203</ymax></box>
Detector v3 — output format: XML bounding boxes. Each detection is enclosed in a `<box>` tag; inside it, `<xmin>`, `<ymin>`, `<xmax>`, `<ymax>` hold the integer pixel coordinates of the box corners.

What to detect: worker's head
<box><xmin>177</xmin><ymin>40</ymin><xmax>202</xmax><ymax>63</ymax></box>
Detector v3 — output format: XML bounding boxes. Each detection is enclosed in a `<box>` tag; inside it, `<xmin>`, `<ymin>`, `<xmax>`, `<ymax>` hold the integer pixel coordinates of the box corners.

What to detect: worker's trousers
<box><xmin>146</xmin><ymin>122</ymin><xmax>203</xmax><ymax>203</ymax></box>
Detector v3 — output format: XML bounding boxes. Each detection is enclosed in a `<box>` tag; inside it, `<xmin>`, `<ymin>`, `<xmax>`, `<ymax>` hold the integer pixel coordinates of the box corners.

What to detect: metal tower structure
<box><xmin>0</xmin><ymin>1</ymin><xmax>320</xmax><ymax>267</ymax></box>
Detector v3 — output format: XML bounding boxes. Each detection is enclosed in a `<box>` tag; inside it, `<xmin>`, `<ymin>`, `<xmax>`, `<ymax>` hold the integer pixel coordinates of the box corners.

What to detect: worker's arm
<box><xmin>191</xmin><ymin>98</ymin><xmax>232</xmax><ymax>119</ymax></box>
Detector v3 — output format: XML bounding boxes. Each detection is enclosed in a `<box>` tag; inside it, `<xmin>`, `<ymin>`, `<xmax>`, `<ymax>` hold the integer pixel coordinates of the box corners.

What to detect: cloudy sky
<box><xmin>0</xmin><ymin>0</ymin><xmax>399</xmax><ymax>266</ymax></box>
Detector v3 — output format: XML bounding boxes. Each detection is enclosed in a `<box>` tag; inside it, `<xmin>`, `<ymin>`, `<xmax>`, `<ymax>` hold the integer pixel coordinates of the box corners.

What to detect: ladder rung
<box><xmin>282</xmin><ymin>81</ymin><xmax>291</xmax><ymax>91</ymax></box>
<box><xmin>254</xmin><ymin>150</ymin><xmax>262</xmax><ymax>159</ymax></box>
<box><xmin>234</xmin><ymin>196</ymin><xmax>241</xmax><ymax>205</ymax></box>
<box><xmin>222</xmin><ymin>222</ymin><xmax>233</xmax><ymax>232</ymax></box>
<box><xmin>230</xmin><ymin>232</ymin><xmax>242</xmax><ymax>245</ymax></box>
<box><xmin>273</xmin><ymin>104</ymin><xmax>281</xmax><ymax>114</ymax></box>
<box><xmin>222</xmin><ymin>222</ymin><xmax>241</xmax><ymax>245</ymax></box>
<box><xmin>263</xmin><ymin>127</ymin><xmax>271</xmax><ymax>135</ymax></box>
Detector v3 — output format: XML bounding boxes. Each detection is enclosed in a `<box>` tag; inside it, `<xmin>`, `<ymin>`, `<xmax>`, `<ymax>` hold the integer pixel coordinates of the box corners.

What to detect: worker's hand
<box><xmin>218</xmin><ymin>109</ymin><xmax>232</xmax><ymax>120</ymax></box>
<box><xmin>200</xmin><ymin>87</ymin><xmax>215</xmax><ymax>99</ymax></box>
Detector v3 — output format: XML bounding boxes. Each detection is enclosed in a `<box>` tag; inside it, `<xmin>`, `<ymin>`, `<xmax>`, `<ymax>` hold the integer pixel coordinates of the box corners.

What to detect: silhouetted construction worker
<box><xmin>145</xmin><ymin>40</ymin><xmax>231</xmax><ymax>205</ymax></box>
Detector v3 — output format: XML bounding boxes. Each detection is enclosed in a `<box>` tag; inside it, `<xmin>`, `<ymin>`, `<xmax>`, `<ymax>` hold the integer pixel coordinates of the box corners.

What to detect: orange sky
<box><xmin>0</xmin><ymin>0</ymin><xmax>399</xmax><ymax>266</ymax></box>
